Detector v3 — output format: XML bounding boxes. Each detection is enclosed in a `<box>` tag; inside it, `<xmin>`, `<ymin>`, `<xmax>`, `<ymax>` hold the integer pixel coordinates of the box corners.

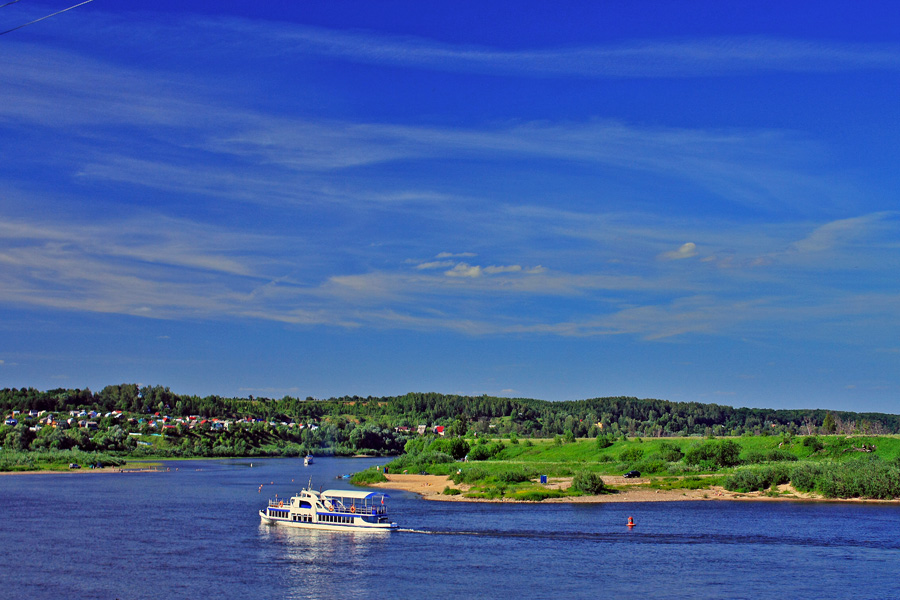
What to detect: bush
<box><xmin>632</xmin><ymin>458</ymin><xmax>666</xmax><ymax>475</ymax></box>
<box><xmin>790</xmin><ymin>463</ymin><xmax>822</xmax><ymax>492</ymax></box>
<box><xmin>451</xmin><ymin>466</ymin><xmax>488</xmax><ymax>484</ymax></box>
<box><xmin>494</xmin><ymin>466</ymin><xmax>535</xmax><ymax>483</ymax></box>
<box><xmin>446</xmin><ymin>437</ymin><xmax>471</xmax><ymax>460</ymax></box>
<box><xmin>442</xmin><ymin>486</ymin><xmax>462</xmax><ymax>495</ymax></box>
<box><xmin>685</xmin><ymin>440</ymin><xmax>742</xmax><ymax>468</ymax></box>
<box><xmin>350</xmin><ymin>468</ymin><xmax>387</xmax><ymax>485</ymax></box>
<box><xmin>657</xmin><ymin>442</ymin><xmax>684</xmax><ymax>463</ymax></box>
<box><xmin>744</xmin><ymin>449</ymin><xmax>799</xmax><ymax>464</ymax></box>
<box><xmin>802</xmin><ymin>436</ymin><xmax>824</xmax><ymax>452</ymax></box>
<box><xmin>510</xmin><ymin>489</ymin><xmax>567</xmax><ymax>501</ymax></box>
<box><xmin>388</xmin><ymin>450</ymin><xmax>454</xmax><ymax>473</ymax></box>
<box><xmin>596</xmin><ymin>435</ymin><xmax>613</xmax><ymax>449</ymax></box>
<box><xmin>766</xmin><ymin>449</ymin><xmax>799</xmax><ymax>462</ymax></box>
<box><xmin>815</xmin><ymin>457</ymin><xmax>900</xmax><ymax>499</ymax></box>
<box><xmin>724</xmin><ymin>469</ymin><xmax>767</xmax><ymax>493</ymax></box>
<box><xmin>571</xmin><ymin>470</ymin><xmax>606</xmax><ymax>495</ymax></box>
<box><xmin>724</xmin><ymin>465</ymin><xmax>791</xmax><ymax>493</ymax></box>
<box><xmin>742</xmin><ymin>450</ymin><xmax>767</xmax><ymax>464</ymax></box>
<box><xmin>666</xmin><ymin>463</ymin><xmax>701</xmax><ymax>475</ymax></box>
<box><xmin>467</xmin><ymin>441</ymin><xmax>505</xmax><ymax>461</ymax></box>
<box><xmin>619</xmin><ymin>447</ymin><xmax>644</xmax><ymax>463</ymax></box>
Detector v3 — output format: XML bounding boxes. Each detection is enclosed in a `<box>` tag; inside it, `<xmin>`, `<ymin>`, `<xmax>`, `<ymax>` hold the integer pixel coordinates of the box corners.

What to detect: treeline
<box><xmin>0</xmin><ymin>419</ymin><xmax>408</xmax><ymax>459</ymax></box>
<box><xmin>3</xmin><ymin>385</ymin><xmax>899</xmax><ymax>438</ymax></box>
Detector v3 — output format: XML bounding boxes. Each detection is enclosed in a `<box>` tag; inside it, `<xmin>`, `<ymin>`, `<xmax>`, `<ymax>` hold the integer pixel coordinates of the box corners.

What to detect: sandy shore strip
<box><xmin>0</xmin><ymin>465</ymin><xmax>167</xmax><ymax>475</ymax></box>
<box><xmin>368</xmin><ymin>473</ymin><xmax>899</xmax><ymax>503</ymax></box>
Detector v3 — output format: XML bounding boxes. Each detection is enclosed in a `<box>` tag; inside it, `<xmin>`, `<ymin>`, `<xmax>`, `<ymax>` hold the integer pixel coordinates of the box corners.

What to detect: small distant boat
<box><xmin>259</xmin><ymin>484</ymin><xmax>397</xmax><ymax>531</ymax></box>
<box><xmin>304</xmin><ymin>455</ymin><xmax>313</xmax><ymax>466</ymax></box>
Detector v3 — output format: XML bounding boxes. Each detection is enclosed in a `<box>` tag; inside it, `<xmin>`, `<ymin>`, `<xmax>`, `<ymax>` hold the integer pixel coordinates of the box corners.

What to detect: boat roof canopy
<box><xmin>321</xmin><ymin>490</ymin><xmax>390</xmax><ymax>501</ymax></box>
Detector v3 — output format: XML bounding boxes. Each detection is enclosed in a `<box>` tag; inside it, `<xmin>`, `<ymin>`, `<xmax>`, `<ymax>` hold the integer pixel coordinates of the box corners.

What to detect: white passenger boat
<box><xmin>303</xmin><ymin>455</ymin><xmax>313</xmax><ymax>466</ymax></box>
<box><xmin>259</xmin><ymin>485</ymin><xmax>398</xmax><ymax>531</ymax></box>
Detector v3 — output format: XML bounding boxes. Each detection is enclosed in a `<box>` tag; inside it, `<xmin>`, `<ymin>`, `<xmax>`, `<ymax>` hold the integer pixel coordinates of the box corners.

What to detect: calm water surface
<box><xmin>2</xmin><ymin>457</ymin><xmax>898</xmax><ymax>599</ymax></box>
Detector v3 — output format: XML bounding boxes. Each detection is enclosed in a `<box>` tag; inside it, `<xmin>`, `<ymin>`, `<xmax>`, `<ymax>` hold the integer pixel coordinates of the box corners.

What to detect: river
<box><xmin>1</xmin><ymin>457</ymin><xmax>898</xmax><ymax>599</ymax></box>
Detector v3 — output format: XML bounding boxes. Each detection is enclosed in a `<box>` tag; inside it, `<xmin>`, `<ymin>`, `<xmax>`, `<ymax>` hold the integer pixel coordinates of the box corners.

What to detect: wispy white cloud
<box><xmin>445</xmin><ymin>263</ymin><xmax>483</xmax><ymax>278</ymax></box>
<box><xmin>1</xmin><ymin>206</ymin><xmax>898</xmax><ymax>344</ymax></box>
<box><xmin>1</xmin><ymin>38</ymin><xmax>848</xmax><ymax>215</ymax></box>
<box><xmin>789</xmin><ymin>212</ymin><xmax>897</xmax><ymax>253</ymax></box>
<box><xmin>217</xmin><ymin>21</ymin><xmax>900</xmax><ymax>78</ymax></box>
<box><xmin>415</xmin><ymin>261</ymin><xmax>457</xmax><ymax>271</ymax></box>
<box><xmin>659</xmin><ymin>242</ymin><xmax>699</xmax><ymax>261</ymax></box>
<box><xmin>1</xmin><ymin>9</ymin><xmax>897</xmax><ymax>351</ymax></box>
<box><xmin>15</xmin><ymin>6</ymin><xmax>900</xmax><ymax>80</ymax></box>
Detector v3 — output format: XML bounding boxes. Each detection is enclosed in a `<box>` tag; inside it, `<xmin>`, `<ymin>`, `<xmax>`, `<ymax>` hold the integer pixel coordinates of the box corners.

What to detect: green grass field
<box><xmin>488</xmin><ymin>435</ymin><xmax>900</xmax><ymax>473</ymax></box>
<box><xmin>374</xmin><ymin>434</ymin><xmax>900</xmax><ymax>500</ymax></box>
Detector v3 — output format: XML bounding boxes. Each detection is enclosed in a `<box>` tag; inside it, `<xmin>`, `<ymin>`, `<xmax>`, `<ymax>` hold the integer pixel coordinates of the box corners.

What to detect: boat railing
<box><xmin>328</xmin><ymin>504</ymin><xmax>386</xmax><ymax>516</ymax></box>
<box><xmin>266</xmin><ymin>498</ymin><xmax>388</xmax><ymax>515</ymax></box>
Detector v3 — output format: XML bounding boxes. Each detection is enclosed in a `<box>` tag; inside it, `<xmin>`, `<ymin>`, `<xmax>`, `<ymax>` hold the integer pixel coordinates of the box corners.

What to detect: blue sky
<box><xmin>1</xmin><ymin>1</ymin><xmax>899</xmax><ymax>411</ymax></box>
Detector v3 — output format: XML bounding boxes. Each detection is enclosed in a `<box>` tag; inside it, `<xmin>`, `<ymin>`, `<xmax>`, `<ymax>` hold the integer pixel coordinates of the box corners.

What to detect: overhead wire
<box><xmin>1</xmin><ymin>0</ymin><xmax>94</xmax><ymax>36</ymax></box>
<box><xmin>0</xmin><ymin>1</ymin><xmax>24</xmax><ymax>9</ymax></box>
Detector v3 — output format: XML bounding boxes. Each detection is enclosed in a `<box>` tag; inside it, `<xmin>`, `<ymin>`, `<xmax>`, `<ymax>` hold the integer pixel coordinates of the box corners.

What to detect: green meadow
<box><xmin>353</xmin><ymin>434</ymin><xmax>900</xmax><ymax>501</ymax></box>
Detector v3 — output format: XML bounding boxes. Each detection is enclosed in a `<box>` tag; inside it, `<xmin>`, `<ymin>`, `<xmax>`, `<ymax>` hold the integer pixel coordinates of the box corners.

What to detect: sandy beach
<box><xmin>367</xmin><ymin>473</ymin><xmax>887</xmax><ymax>503</ymax></box>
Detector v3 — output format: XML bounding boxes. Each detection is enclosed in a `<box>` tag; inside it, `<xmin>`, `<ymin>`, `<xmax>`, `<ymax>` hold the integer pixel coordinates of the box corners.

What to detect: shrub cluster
<box><xmin>742</xmin><ymin>449</ymin><xmax>799</xmax><ymax>464</ymax></box>
<box><xmin>802</xmin><ymin>436</ymin><xmax>825</xmax><ymax>452</ymax></box>
<box><xmin>631</xmin><ymin>458</ymin><xmax>666</xmax><ymax>474</ymax></box>
<box><xmin>571</xmin><ymin>470</ymin><xmax>606</xmax><ymax>495</ymax></box>
<box><xmin>510</xmin><ymin>489</ymin><xmax>567</xmax><ymax>501</ymax></box>
<box><xmin>467</xmin><ymin>441</ymin><xmax>506</xmax><ymax>461</ymax></box>
<box><xmin>494</xmin><ymin>466</ymin><xmax>535</xmax><ymax>483</ymax></box>
<box><xmin>789</xmin><ymin>463</ymin><xmax>822</xmax><ymax>491</ymax></box>
<box><xmin>350</xmin><ymin>468</ymin><xmax>388</xmax><ymax>484</ymax></box>
<box><xmin>657</xmin><ymin>442</ymin><xmax>684</xmax><ymax>463</ymax></box>
<box><xmin>723</xmin><ymin>465</ymin><xmax>791</xmax><ymax>492</ymax></box>
<box><xmin>815</xmin><ymin>457</ymin><xmax>900</xmax><ymax>499</ymax></box>
<box><xmin>388</xmin><ymin>450</ymin><xmax>453</xmax><ymax>473</ymax></box>
<box><xmin>619</xmin><ymin>447</ymin><xmax>644</xmax><ymax>463</ymax></box>
<box><xmin>684</xmin><ymin>440</ymin><xmax>742</xmax><ymax>469</ymax></box>
<box><xmin>724</xmin><ymin>457</ymin><xmax>900</xmax><ymax>499</ymax></box>
<box><xmin>450</xmin><ymin>466</ymin><xmax>489</xmax><ymax>484</ymax></box>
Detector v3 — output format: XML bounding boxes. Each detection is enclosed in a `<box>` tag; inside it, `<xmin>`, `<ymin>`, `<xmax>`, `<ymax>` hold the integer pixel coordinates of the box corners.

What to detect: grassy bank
<box><xmin>0</xmin><ymin>449</ymin><xmax>128</xmax><ymax>472</ymax></box>
<box><xmin>375</xmin><ymin>434</ymin><xmax>900</xmax><ymax>500</ymax></box>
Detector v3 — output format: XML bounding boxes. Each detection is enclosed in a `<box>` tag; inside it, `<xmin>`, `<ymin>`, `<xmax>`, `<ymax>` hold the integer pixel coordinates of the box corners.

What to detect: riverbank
<box><xmin>0</xmin><ymin>464</ymin><xmax>167</xmax><ymax>475</ymax></box>
<box><xmin>370</xmin><ymin>473</ymin><xmax>900</xmax><ymax>503</ymax></box>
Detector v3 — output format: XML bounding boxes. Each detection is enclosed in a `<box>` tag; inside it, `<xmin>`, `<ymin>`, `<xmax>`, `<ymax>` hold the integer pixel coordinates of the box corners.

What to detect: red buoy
<box><xmin>627</xmin><ymin>516</ymin><xmax>635</xmax><ymax>528</ymax></box>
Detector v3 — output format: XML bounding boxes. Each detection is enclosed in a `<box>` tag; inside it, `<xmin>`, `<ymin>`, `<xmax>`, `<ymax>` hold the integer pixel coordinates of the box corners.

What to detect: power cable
<box><xmin>1</xmin><ymin>0</ymin><xmax>94</xmax><ymax>36</ymax></box>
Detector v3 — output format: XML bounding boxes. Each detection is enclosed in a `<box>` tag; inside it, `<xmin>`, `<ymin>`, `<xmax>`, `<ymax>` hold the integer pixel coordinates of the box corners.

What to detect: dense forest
<box><xmin>3</xmin><ymin>384</ymin><xmax>898</xmax><ymax>438</ymax></box>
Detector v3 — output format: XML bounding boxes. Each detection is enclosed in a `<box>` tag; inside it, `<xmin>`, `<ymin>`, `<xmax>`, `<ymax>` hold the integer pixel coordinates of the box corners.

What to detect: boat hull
<box><xmin>259</xmin><ymin>511</ymin><xmax>397</xmax><ymax>531</ymax></box>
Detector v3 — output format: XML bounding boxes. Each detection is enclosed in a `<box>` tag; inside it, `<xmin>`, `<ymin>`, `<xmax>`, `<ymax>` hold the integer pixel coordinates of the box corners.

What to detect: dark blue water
<box><xmin>2</xmin><ymin>457</ymin><xmax>899</xmax><ymax>599</ymax></box>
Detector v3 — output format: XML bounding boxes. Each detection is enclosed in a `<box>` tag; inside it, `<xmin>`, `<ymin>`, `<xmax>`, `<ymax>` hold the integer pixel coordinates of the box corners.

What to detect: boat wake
<box><xmin>397</xmin><ymin>527</ymin><xmax>900</xmax><ymax>550</ymax></box>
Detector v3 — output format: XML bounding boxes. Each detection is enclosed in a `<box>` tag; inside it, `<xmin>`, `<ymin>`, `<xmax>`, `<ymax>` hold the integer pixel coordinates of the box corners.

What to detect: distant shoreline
<box><xmin>369</xmin><ymin>473</ymin><xmax>900</xmax><ymax>504</ymax></box>
<box><xmin>0</xmin><ymin>465</ymin><xmax>166</xmax><ymax>476</ymax></box>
